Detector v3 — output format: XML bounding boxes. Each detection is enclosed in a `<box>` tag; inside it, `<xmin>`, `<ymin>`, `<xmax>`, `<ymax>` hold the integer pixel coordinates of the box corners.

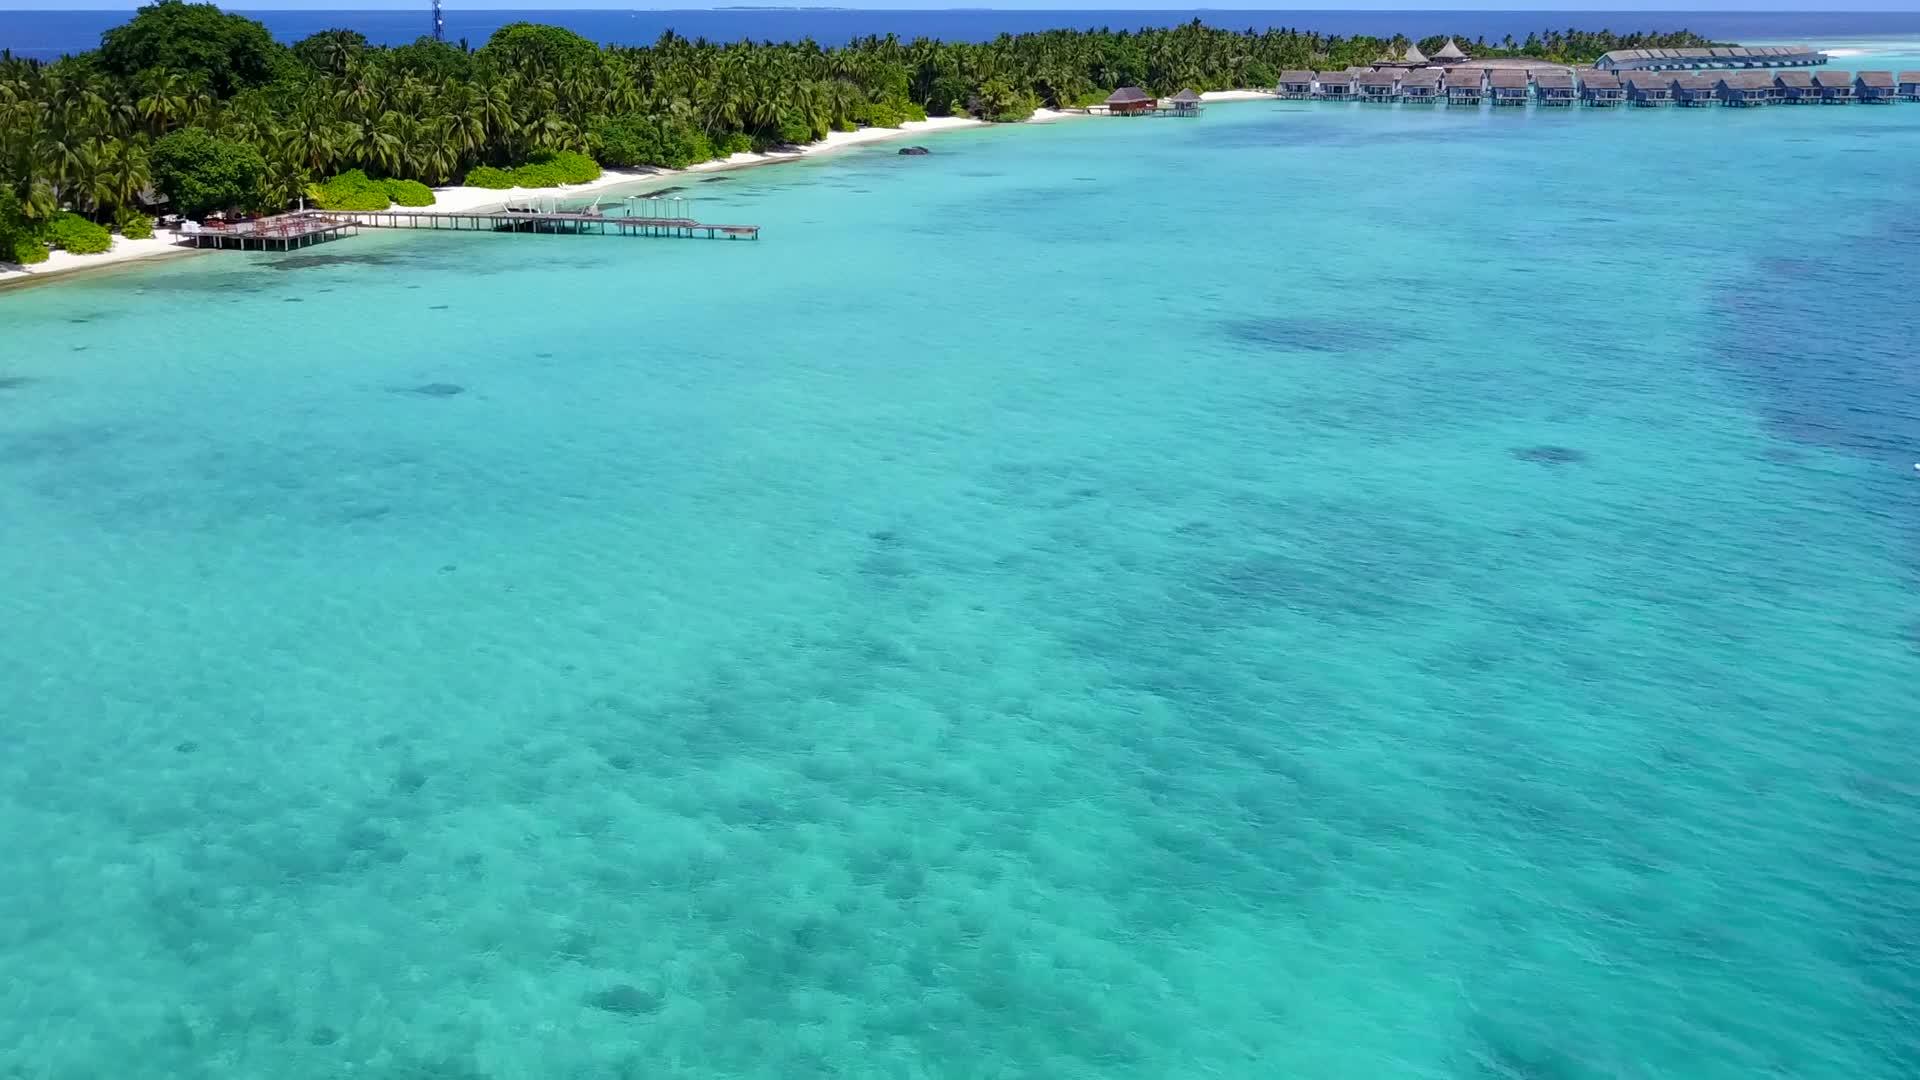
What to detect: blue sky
<box><xmin>20</xmin><ymin>1</ymin><xmax>1920</xmax><ymax>10</ymax></box>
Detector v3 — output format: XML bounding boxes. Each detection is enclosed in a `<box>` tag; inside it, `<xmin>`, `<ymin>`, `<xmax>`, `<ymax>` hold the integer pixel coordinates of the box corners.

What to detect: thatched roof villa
<box><xmin>1488</xmin><ymin>69</ymin><xmax>1530</xmax><ymax>106</ymax></box>
<box><xmin>1277</xmin><ymin>70</ymin><xmax>1315</xmax><ymax>98</ymax></box>
<box><xmin>1400</xmin><ymin>70</ymin><xmax>1441</xmax><ymax>103</ymax></box>
<box><xmin>1580</xmin><ymin>70</ymin><xmax>1625</xmax><ymax>106</ymax></box>
<box><xmin>1533</xmin><ymin>70</ymin><xmax>1576</xmax><ymax>106</ymax></box>
<box><xmin>1813</xmin><ymin>70</ymin><xmax>1855</xmax><ymax>103</ymax></box>
<box><xmin>1774</xmin><ymin>70</ymin><xmax>1817</xmax><ymax>102</ymax></box>
<box><xmin>1445</xmin><ymin>68</ymin><xmax>1484</xmax><ymax>104</ymax></box>
<box><xmin>1315</xmin><ymin>71</ymin><xmax>1355</xmax><ymax>99</ymax></box>
<box><xmin>1433</xmin><ymin>39</ymin><xmax>1469</xmax><ymax>63</ymax></box>
<box><xmin>1901</xmin><ymin>72</ymin><xmax>1920</xmax><ymax>101</ymax></box>
<box><xmin>1716</xmin><ymin>70</ymin><xmax>1778</xmax><ymax>106</ymax></box>
<box><xmin>1104</xmin><ymin>86</ymin><xmax>1155</xmax><ymax>114</ymax></box>
<box><xmin>1671</xmin><ymin>71</ymin><xmax>1718</xmax><ymax>106</ymax></box>
<box><xmin>1625</xmin><ymin>72</ymin><xmax>1673</xmax><ymax>106</ymax></box>
<box><xmin>1357</xmin><ymin>70</ymin><xmax>1401</xmax><ymax>101</ymax></box>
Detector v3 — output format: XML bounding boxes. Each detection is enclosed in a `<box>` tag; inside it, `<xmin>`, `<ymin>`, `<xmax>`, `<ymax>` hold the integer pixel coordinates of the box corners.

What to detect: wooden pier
<box><xmin>317</xmin><ymin>209</ymin><xmax>761</xmax><ymax>240</ymax></box>
<box><xmin>184</xmin><ymin>213</ymin><xmax>359</xmax><ymax>251</ymax></box>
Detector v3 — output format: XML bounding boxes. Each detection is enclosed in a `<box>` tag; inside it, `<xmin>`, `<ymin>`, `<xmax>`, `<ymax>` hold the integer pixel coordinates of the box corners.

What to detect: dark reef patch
<box><xmin>1511</xmin><ymin>446</ymin><xmax>1587</xmax><ymax>466</ymax></box>
<box><xmin>587</xmin><ymin>984</ymin><xmax>663</xmax><ymax>1016</ymax></box>
<box><xmin>393</xmin><ymin>383</ymin><xmax>464</xmax><ymax>397</ymax></box>
<box><xmin>0</xmin><ymin>375</ymin><xmax>37</xmax><ymax>390</ymax></box>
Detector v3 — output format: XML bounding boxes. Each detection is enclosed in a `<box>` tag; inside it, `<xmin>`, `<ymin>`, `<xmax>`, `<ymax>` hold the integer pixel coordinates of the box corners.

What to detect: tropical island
<box><xmin>0</xmin><ymin>0</ymin><xmax>1718</xmax><ymax>271</ymax></box>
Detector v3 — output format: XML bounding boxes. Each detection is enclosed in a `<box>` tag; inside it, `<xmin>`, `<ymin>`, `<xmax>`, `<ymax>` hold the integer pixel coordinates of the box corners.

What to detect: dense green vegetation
<box><xmin>0</xmin><ymin>0</ymin><xmax>1719</xmax><ymax>233</ymax></box>
<box><xmin>306</xmin><ymin>167</ymin><xmax>433</xmax><ymax>209</ymax></box>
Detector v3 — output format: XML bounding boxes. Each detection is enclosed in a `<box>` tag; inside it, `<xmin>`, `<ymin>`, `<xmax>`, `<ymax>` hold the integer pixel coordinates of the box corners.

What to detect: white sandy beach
<box><xmin>0</xmin><ymin>232</ymin><xmax>195</xmax><ymax>288</ymax></box>
<box><xmin>426</xmin><ymin>115</ymin><xmax>985</xmax><ymax>212</ymax></box>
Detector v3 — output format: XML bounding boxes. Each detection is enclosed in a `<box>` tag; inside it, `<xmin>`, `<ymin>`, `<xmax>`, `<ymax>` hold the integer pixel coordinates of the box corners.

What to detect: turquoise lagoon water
<box><xmin>5</xmin><ymin>68</ymin><xmax>1920</xmax><ymax>1080</ymax></box>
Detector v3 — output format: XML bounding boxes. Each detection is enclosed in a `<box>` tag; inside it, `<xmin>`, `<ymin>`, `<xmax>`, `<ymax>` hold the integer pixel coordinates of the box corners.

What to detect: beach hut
<box><xmin>1446</xmin><ymin>69</ymin><xmax>1484</xmax><ymax>105</ymax></box>
<box><xmin>1534</xmin><ymin>70</ymin><xmax>1576</xmax><ymax>106</ymax></box>
<box><xmin>1813</xmin><ymin>70</ymin><xmax>1854</xmax><ymax>103</ymax></box>
<box><xmin>1357</xmin><ymin>70</ymin><xmax>1401</xmax><ymax>102</ymax></box>
<box><xmin>1626</xmin><ymin>72</ymin><xmax>1672</xmax><ymax>106</ymax></box>
<box><xmin>1433</xmin><ymin>39</ymin><xmax>1469</xmax><ymax>63</ymax></box>
<box><xmin>1488</xmin><ymin>70</ymin><xmax>1530</xmax><ymax>107</ymax></box>
<box><xmin>1167</xmin><ymin>89</ymin><xmax>1203</xmax><ymax>115</ymax></box>
<box><xmin>1854</xmin><ymin>71</ymin><xmax>1896</xmax><ymax>103</ymax></box>
<box><xmin>1400</xmin><ymin>70</ymin><xmax>1441</xmax><ymax>103</ymax></box>
<box><xmin>1400</xmin><ymin>43</ymin><xmax>1429</xmax><ymax>66</ymax></box>
<box><xmin>1672</xmin><ymin>72</ymin><xmax>1718</xmax><ymax>107</ymax></box>
<box><xmin>1315</xmin><ymin>71</ymin><xmax>1355</xmax><ymax>100</ymax></box>
<box><xmin>1900</xmin><ymin>72</ymin><xmax>1920</xmax><ymax>101</ymax></box>
<box><xmin>1774</xmin><ymin>70</ymin><xmax>1817</xmax><ymax>103</ymax></box>
<box><xmin>1103</xmin><ymin>87</ymin><xmax>1156</xmax><ymax>115</ymax></box>
<box><xmin>1716</xmin><ymin>71</ymin><xmax>1776</xmax><ymax>107</ymax></box>
<box><xmin>1580</xmin><ymin>70</ymin><xmax>1625</xmax><ymax>106</ymax></box>
<box><xmin>1277</xmin><ymin>70</ymin><xmax>1316</xmax><ymax>99</ymax></box>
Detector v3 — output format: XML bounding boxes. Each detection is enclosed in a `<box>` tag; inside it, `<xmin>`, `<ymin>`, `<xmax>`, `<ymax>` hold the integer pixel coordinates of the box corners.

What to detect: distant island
<box><xmin>0</xmin><ymin>0</ymin><xmax>1719</xmax><ymax>265</ymax></box>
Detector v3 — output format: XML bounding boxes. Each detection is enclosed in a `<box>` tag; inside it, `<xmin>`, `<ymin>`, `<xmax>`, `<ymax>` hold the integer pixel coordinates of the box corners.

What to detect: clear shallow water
<box><xmin>5</xmin><ymin>91</ymin><xmax>1920</xmax><ymax>1080</ymax></box>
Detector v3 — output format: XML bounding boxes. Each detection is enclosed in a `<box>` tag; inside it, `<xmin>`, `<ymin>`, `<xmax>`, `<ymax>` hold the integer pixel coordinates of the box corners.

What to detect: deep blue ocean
<box><xmin>9</xmin><ymin>8</ymin><xmax>1920</xmax><ymax>58</ymax></box>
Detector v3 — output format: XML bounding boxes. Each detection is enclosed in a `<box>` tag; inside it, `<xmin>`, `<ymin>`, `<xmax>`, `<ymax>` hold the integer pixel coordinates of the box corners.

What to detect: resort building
<box><xmin>1315</xmin><ymin>72</ymin><xmax>1355</xmax><ymax>100</ymax></box>
<box><xmin>1534</xmin><ymin>70</ymin><xmax>1576</xmax><ymax>107</ymax></box>
<box><xmin>1488</xmin><ymin>70</ymin><xmax>1531</xmax><ymax>107</ymax></box>
<box><xmin>1168</xmin><ymin>89</ymin><xmax>1203</xmax><ymax>115</ymax></box>
<box><xmin>1277</xmin><ymin>70</ymin><xmax>1316</xmax><ymax>99</ymax></box>
<box><xmin>1716</xmin><ymin>71</ymin><xmax>1778</xmax><ymax>106</ymax></box>
<box><xmin>1596</xmin><ymin>45</ymin><xmax>1824</xmax><ymax>71</ymax></box>
<box><xmin>1400</xmin><ymin>70</ymin><xmax>1442</xmax><ymax>103</ymax></box>
<box><xmin>1103</xmin><ymin>87</ymin><xmax>1156</xmax><ymax>114</ymax></box>
<box><xmin>1671</xmin><ymin>72</ymin><xmax>1719</xmax><ymax>107</ymax></box>
<box><xmin>1580</xmin><ymin>70</ymin><xmax>1625</xmax><ymax>106</ymax></box>
<box><xmin>1398</xmin><ymin>44</ymin><xmax>1429</xmax><ymax>66</ymax></box>
<box><xmin>1446</xmin><ymin>69</ymin><xmax>1484</xmax><ymax>105</ymax></box>
<box><xmin>1901</xmin><ymin>72</ymin><xmax>1920</xmax><ymax>101</ymax></box>
<box><xmin>1774</xmin><ymin>70</ymin><xmax>1818</xmax><ymax>103</ymax></box>
<box><xmin>1626</xmin><ymin>72</ymin><xmax>1673</xmax><ymax>106</ymax></box>
<box><xmin>1433</xmin><ymin>39</ymin><xmax>1470</xmax><ymax>64</ymax></box>
<box><xmin>1813</xmin><ymin>70</ymin><xmax>1855</xmax><ymax>103</ymax></box>
<box><xmin>1854</xmin><ymin>71</ymin><xmax>1897</xmax><ymax>103</ymax></box>
<box><xmin>1357</xmin><ymin>70</ymin><xmax>1401</xmax><ymax>102</ymax></box>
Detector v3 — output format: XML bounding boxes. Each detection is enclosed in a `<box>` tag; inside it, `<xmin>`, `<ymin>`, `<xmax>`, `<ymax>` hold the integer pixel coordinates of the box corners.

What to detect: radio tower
<box><xmin>432</xmin><ymin>0</ymin><xmax>444</xmax><ymax>42</ymax></box>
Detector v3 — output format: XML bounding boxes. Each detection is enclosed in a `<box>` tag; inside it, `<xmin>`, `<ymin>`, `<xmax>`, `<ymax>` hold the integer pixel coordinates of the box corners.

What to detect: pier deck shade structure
<box><xmin>1901</xmin><ymin>72</ymin><xmax>1920</xmax><ymax>101</ymax></box>
<box><xmin>1596</xmin><ymin>44</ymin><xmax>1823</xmax><ymax>71</ymax></box>
<box><xmin>1488</xmin><ymin>70</ymin><xmax>1530</xmax><ymax>106</ymax></box>
<box><xmin>1775</xmin><ymin>70</ymin><xmax>1817</xmax><ymax>102</ymax></box>
<box><xmin>1433</xmin><ymin>39</ymin><xmax>1469</xmax><ymax>63</ymax></box>
<box><xmin>1315</xmin><ymin>71</ymin><xmax>1355</xmax><ymax>99</ymax></box>
<box><xmin>1580</xmin><ymin>70</ymin><xmax>1625</xmax><ymax>105</ymax></box>
<box><xmin>1400</xmin><ymin>70</ymin><xmax>1441</xmax><ymax>102</ymax></box>
<box><xmin>1357</xmin><ymin>70</ymin><xmax>1400</xmax><ymax>101</ymax></box>
<box><xmin>1855</xmin><ymin>71</ymin><xmax>1897</xmax><ymax>102</ymax></box>
<box><xmin>1103</xmin><ymin>87</ymin><xmax>1155</xmax><ymax>114</ymax></box>
<box><xmin>1626</xmin><ymin>72</ymin><xmax>1673</xmax><ymax>105</ymax></box>
<box><xmin>1813</xmin><ymin>70</ymin><xmax>1855</xmax><ymax>103</ymax></box>
<box><xmin>1534</xmin><ymin>70</ymin><xmax>1576</xmax><ymax>106</ymax></box>
<box><xmin>1278</xmin><ymin>70</ymin><xmax>1315</xmax><ymax>98</ymax></box>
<box><xmin>1716</xmin><ymin>71</ymin><xmax>1777</xmax><ymax>106</ymax></box>
<box><xmin>1168</xmin><ymin>88</ymin><xmax>1203</xmax><ymax>114</ymax></box>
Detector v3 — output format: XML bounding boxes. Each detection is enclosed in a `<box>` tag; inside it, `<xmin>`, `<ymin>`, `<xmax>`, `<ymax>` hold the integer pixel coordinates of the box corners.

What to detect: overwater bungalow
<box><xmin>1716</xmin><ymin>71</ymin><xmax>1777</xmax><ymax>106</ymax></box>
<box><xmin>1901</xmin><ymin>72</ymin><xmax>1920</xmax><ymax>101</ymax></box>
<box><xmin>1671</xmin><ymin>72</ymin><xmax>1718</xmax><ymax>107</ymax></box>
<box><xmin>1277</xmin><ymin>70</ymin><xmax>1316</xmax><ymax>99</ymax></box>
<box><xmin>1774</xmin><ymin>70</ymin><xmax>1818</xmax><ymax>103</ymax></box>
<box><xmin>1580</xmin><ymin>70</ymin><xmax>1625</xmax><ymax>106</ymax></box>
<box><xmin>1400</xmin><ymin>70</ymin><xmax>1441</xmax><ymax>103</ymax></box>
<box><xmin>1446</xmin><ymin>69</ymin><xmax>1484</xmax><ymax>105</ymax></box>
<box><xmin>1168</xmin><ymin>89</ymin><xmax>1204</xmax><ymax>115</ymax></box>
<box><xmin>1813</xmin><ymin>70</ymin><xmax>1855</xmax><ymax>103</ymax></box>
<box><xmin>1315</xmin><ymin>71</ymin><xmax>1355</xmax><ymax>100</ymax></box>
<box><xmin>1626</xmin><ymin>72</ymin><xmax>1673</xmax><ymax>106</ymax></box>
<box><xmin>1488</xmin><ymin>70</ymin><xmax>1531</xmax><ymax>107</ymax></box>
<box><xmin>1357</xmin><ymin>70</ymin><xmax>1401</xmax><ymax>102</ymax></box>
<box><xmin>1103</xmin><ymin>87</ymin><xmax>1156</xmax><ymax>115</ymax></box>
<box><xmin>1433</xmin><ymin>39</ymin><xmax>1470</xmax><ymax>64</ymax></box>
<box><xmin>1534</xmin><ymin>70</ymin><xmax>1576</xmax><ymax>106</ymax></box>
<box><xmin>1855</xmin><ymin>71</ymin><xmax>1897</xmax><ymax>103</ymax></box>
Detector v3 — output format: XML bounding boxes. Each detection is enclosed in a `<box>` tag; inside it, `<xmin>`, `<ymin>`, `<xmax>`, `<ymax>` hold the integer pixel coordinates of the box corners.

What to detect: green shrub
<box><xmin>591</xmin><ymin>116</ymin><xmax>712</xmax><ymax>169</ymax></box>
<box><xmin>506</xmin><ymin>150</ymin><xmax>600</xmax><ymax>187</ymax></box>
<box><xmin>5</xmin><ymin>234</ymin><xmax>50</xmax><ymax>265</ymax></box>
<box><xmin>307</xmin><ymin>168</ymin><xmax>391</xmax><ymax>210</ymax></box>
<box><xmin>834</xmin><ymin>118</ymin><xmax>856</xmax><ymax>133</ymax></box>
<box><xmin>48</xmin><ymin>212</ymin><xmax>113</xmax><ymax>255</ymax></box>
<box><xmin>115</xmin><ymin>207</ymin><xmax>155</xmax><ymax>239</ymax></box>
<box><xmin>775</xmin><ymin>116</ymin><xmax>814</xmax><ymax>146</ymax></box>
<box><xmin>902</xmin><ymin>101</ymin><xmax>928</xmax><ymax>123</ymax></box>
<box><xmin>463</xmin><ymin>165</ymin><xmax>514</xmax><ymax>189</ymax></box>
<box><xmin>383</xmin><ymin>178</ymin><xmax>434</xmax><ymax>207</ymax></box>
<box><xmin>716</xmin><ymin>132</ymin><xmax>753</xmax><ymax>157</ymax></box>
<box><xmin>859</xmin><ymin>100</ymin><xmax>905</xmax><ymax>128</ymax></box>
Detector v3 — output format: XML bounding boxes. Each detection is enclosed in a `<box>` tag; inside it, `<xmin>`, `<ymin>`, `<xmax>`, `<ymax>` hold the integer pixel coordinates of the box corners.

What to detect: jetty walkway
<box><xmin>184</xmin><ymin>203</ymin><xmax>760</xmax><ymax>255</ymax></box>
